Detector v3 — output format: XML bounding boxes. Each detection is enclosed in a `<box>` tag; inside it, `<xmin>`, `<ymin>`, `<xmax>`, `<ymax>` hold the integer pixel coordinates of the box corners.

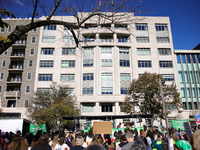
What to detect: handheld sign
<box><xmin>93</xmin><ymin>121</ymin><xmax>112</xmax><ymax>134</ymax></box>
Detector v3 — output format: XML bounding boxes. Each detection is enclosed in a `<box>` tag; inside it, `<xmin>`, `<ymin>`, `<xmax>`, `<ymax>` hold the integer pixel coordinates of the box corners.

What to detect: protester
<box><xmin>71</xmin><ymin>136</ymin><xmax>84</xmax><ymax>150</ymax></box>
<box><xmin>174</xmin><ymin>140</ymin><xmax>192</xmax><ymax>150</ymax></box>
<box><xmin>54</xmin><ymin>135</ymin><xmax>70</xmax><ymax>150</ymax></box>
<box><xmin>86</xmin><ymin>130</ymin><xmax>93</xmax><ymax>146</ymax></box>
<box><xmin>152</xmin><ymin>134</ymin><xmax>162</xmax><ymax>150</ymax></box>
<box><xmin>118</xmin><ymin>135</ymin><xmax>127</xmax><ymax>148</ymax></box>
<box><xmin>84</xmin><ymin>144</ymin><xmax>106</xmax><ymax>150</ymax></box>
<box><xmin>189</xmin><ymin>129</ymin><xmax>200</xmax><ymax>150</ymax></box>
<box><xmin>49</xmin><ymin>135</ymin><xmax>59</xmax><ymax>149</ymax></box>
<box><xmin>8</xmin><ymin>137</ymin><xmax>29</xmax><ymax>150</ymax></box>
<box><xmin>31</xmin><ymin>134</ymin><xmax>51</xmax><ymax>150</ymax></box>
<box><xmin>129</xmin><ymin>140</ymin><xmax>147</xmax><ymax>150</ymax></box>
<box><xmin>121</xmin><ymin>131</ymin><xmax>134</xmax><ymax>150</ymax></box>
<box><xmin>146</xmin><ymin>130</ymin><xmax>154</xmax><ymax>150</ymax></box>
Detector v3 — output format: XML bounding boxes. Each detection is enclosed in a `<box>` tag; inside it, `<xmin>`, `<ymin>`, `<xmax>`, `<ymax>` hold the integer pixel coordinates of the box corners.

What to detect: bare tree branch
<box><xmin>47</xmin><ymin>0</ymin><xmax>62</xmax><ymax>20</ymax></box>
<box><xmin>31</xmin><ymin>0</ymin><xmax>39</xmax><ymax>23</ymax></box>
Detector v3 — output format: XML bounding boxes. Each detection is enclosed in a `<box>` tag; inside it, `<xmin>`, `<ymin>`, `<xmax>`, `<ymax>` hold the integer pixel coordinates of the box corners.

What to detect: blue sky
<box><xmin>10</xmin><ymin>0</ymin><xmax>200</xmax><ymax>50</ymax></box>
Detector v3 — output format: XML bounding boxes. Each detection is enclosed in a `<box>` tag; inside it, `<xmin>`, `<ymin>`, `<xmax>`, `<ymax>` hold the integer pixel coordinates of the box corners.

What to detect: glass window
<box><xmin>0</xmin><ymin>27</ymin><xmax>5</xmax><ymax>32</ymax></box>
<box><xmin>196</xmin><ymin>55</ymin><xmax>200</xmax><ymax>63</ymax></box>
<box><xmin>135</xmin><ymin>23</ymin><xmax>148</xmax><ymax>31</ymax></box>
<box><xmin>178</xmin><ymin>71</ymin><xmax>183</xmax><ymax>84</ymax></box>
<box><xmin>188</xmin><ymin>102</ymin><xmax>192</xmax><ymax>110</ymax></box>
<box><xmin>2</xmin><ymin>60</ymin><xmax>6</xmax><ymax>67</ymax></box>
<box><xmin>63</xmin><ymin>36</ymin><xmax>75</xmax><ymax>42</ymax></box>
<box><xmin>32</xmin><ymin>37</ymin><xmax>36</xmax><ymax>43</ymax></box>
<box><xmin>82</xmin><ymin>87</ymin><xmax>93</xmax><ymax>95</ymax></box>
<box><xmin>8</xmin><ymin>26</ymin><xmax>11</xmax><ymax>32</ymax></box>
<box><xmin>82</xmin><ymin>103</ymin><xmax>94</xmax><ymax>112</ymax></box>
<box><xmin>121</xmin><ymin>88</ymin><xmax>129</xmax><ymax>94</ymax></box>
<box><xmin>42</xmin><ymin>36</ymin><xmax>56</xmax><ymax>42</ymax></box>
<box><xmin>186</xmin><ymin>55</ymin><xmax>191</xmax><ymax>63</ymax></box>
<box><xmin>181</xmin><ymin>88</ymin><xmax>185</xmax><ymax>98</ymax></box>
<box><xmin>44</xmin><ymin>25</ymin><xmax>56</xmax><ymax>30</ymax></box>
<box><xmin>156</xmin><ymin>37</ymin><xmax>169</xmax><ymax>43</ymax></box>
<box><xmin>26</xmin><ymin>86</ymin><xmax>30</xmax><ymax>93</ymax></box>
<box><xmin>30</xmin><ymin>48</ymin><xmax>34</xmax><ymax>55</ymax></box>
<box><xmin>102</xmin><ymin>59</ymin><xmax>112</xmax><ymax>66</ymax></box>
<box><xmin>189</xmin><ymin>71</ymin><xmax>194</xmax><ymax>83</ymax></box>
<box><xmin>0</xmin><ymin>73</ymin><xmax>4</xmax><ymax>80</ymax></box>
<box><xmin>120</xmin><ymin>73</ymin><xmax>131</xmax><ymax>81</ymax></box>
<box><xmin>101</xmin><ymin>47</ymin><xmax>112</xmax><ymax>53</ymax></box>
<box><xmin>4</xmin><ymin>50</ymin><xmax>8</xmax><ymax>55</ymax></box>
<box><xmin>60</xmin><ymin>74</ymin><xmax>75</xmax><ymax>81</ymax></box>
<box><xmin>138</xmin><ymin>61</ymin><xmax>152</xmax><ymax>67</ymax></box>
<box><xmin>192</xmin><ymin>88</ymin><xmax>196</xmax><ymax>98</ymax></box>
<box><xmin>158</xmin><ymin>48</ymin><xmax>171</xmax><ymax>55</ymax></box>
<box><xmin>115</xmin><ymin>24</ymin><xmax>127</xmax><ymax>30</ymax></box>
<box><xmin>41</xmin><ymin>48</ymin><xmax>54</xmax><ymax>55</ymax></box>
<box><xmin>85</xmin><ymin>36</ymin><xmax>95</xmax><ymax>42</ymax></box>
<box><xmin>191</xmin><ymin>55</ymin><xmax>196</xmax><ymax>63</ymax></box>
<box><xmin>33</xmin><ymin>28</ymin><xmax>37</xmax><ymax>31</ymax></box>
<box><xmin>184</xmin><ymin>71</ymin><xmax>189</xmax><ymax>83</ymax></box>
<box><xmin>61</xmin><ymin>60</ymin><xmax>75</xmax><ymax>68</ymax></box>
<box><xmin>137</xmin><ymin>48</ymin><xmax>151</xmax><ymax>55</ymax></box>
<box><xmin>194</xmin><ymin>102</ymin><xmax>198</xmax><ymax>109</ymax></box>
<box><xmin>177</xmin><ymin>55</ymin><xmax>181</xmax><ymax>63</ymax></box>
<box><xmin>118</xmin><ymin>37</ymin><xmax>128</xmax><ymax>43</ymax></box>
<box><xmin>159</xmin><ymin>61</ymin><xmax>173</xmax><ymax>68</ymax></box>
<box><xmin>29</xmin><ymin>60</ymin><xmax>33</xmax><ymax>67</ymax></box>
<box><xmin>83</xmin><ymin>73</ymin><xmax>94</xmax><ymax>81</ymax></box>
<box><xmin>187</xmin><ymin>88</ymin><xmax>191</xmax><ymax>97</ymax></box>
<box><xmin>24</xmin><ymin>100</ymin><xmax>29</xmax><ymax>107</ymax></box>
<box><xmin>195</xmin><ymin>71</ymin><xmax>199</xmax><ymax>84</ymax></box>
<box><xmin>40</xmin><ymin>60</ymin><xmax>54</xmax><ymax>67</ymax></box>
<box><xmin>62</xmin><ymin>48</ymin><xmax>76</xmax><ymax>55</ymax></box>
<box><xmin>155</xmin><ymin>23</ymin><xmax>168</xmax><ymax>31</ymax></box>
<box><xmin>136</xmin><ymin>37</ymin><xmax>149</xmax><ymax>43</ymax></box>
<box><xmin>101</xmin><ymin>87</ymin><xmax>113</xmax><ymax>94</ymax></box>
<box><xmin>181</xmin><ymin>55</ymin><xmax>186</xmax><ymax>63</ymax></box>
<box><xmin>119</xmin><ymin>47</ymin><xmax>129</xmax><ymax>54</ymax></box>
<box><xmin>0</xmin><ymin>86</ymin><xmax>2</xmax><ymax>93</ymax></box>
<box><xmin>27</xmin><ymin>73</ymin><xmax>32</xmax><ymax>80</ymax></box>
<box><xmin>38</xmin><ymin>74</ymin><xmax>53</xmax><ymax>81</ymax></box>
<box><xmin>183</xmin><ymin>102</ymin><xmax>187</xmax><ymax>110</ymax></box>
<box><xmin>83</xmin><ymin>59</ymin><xmax>94</xmax><ymax>67</ymax></box>
<box><xmin>101</xmin><ymin>73</ymin><xmax>112</xmax><ymax>80</ymax></box>
<box><xmin>161</xmin><ymin>74</ymin><xmax>174</xmax><ymax>81</ymax></box>
<box><xmin>101</xmin><ymin>103</ymin><xmax>113</xmax><ymax>112</ymax></box>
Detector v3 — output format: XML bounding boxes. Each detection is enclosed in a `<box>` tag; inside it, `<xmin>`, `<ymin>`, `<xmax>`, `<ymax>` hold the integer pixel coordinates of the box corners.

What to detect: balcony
<box><xmin>10</xmin><ymin>52</ymin><xmax>25</xmax><ymax>59</ymax></box>
<box><xmin>4</xmin><ymin>91</ymin><xmax>21</xmax><ymax>98</ymax></box>
<box><xmin>7</xmin><ymin>77</ymin><xmax>22</xmax><ymax>84</ymax></box>
<box><xmin>13</xmin><ymin>39</ymin><xmax>27</xmax><ymax>47</ymax></box>
<box><xmin>8</xmin><ymin>65</ymin><xmax>23</xmax><ymax>72</ymax></box>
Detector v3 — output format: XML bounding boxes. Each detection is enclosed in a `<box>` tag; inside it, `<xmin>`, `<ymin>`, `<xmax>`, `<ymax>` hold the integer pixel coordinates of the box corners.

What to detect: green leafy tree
<box><xmin>27</xmin><ymin>82</ymin><xmax>80</xmax><ymax>130</ymax></box>
<box><xmin>122</xmin><ymin>72</ymin><xmax>182</xmax><ymax>123</ymax></box>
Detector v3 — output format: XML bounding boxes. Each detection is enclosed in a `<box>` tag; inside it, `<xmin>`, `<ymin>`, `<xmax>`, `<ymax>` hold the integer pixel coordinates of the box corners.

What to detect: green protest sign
<box><xmin>172</xmin><ymin>119</ymin><xmax>188</xmax><ymax>130</ymax></box>
<box><xmin>29</xmin><ymin>123</ymin><xmax>46</xmax><ymax>135</ymax></box>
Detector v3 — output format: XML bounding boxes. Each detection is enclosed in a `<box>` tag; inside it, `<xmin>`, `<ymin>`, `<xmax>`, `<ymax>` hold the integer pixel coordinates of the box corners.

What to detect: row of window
<box><xmin>6</xmin><ymin>99</ymin><xmax>29</xmax><ymax>108</ymax></box>
<box><xmin>181</xmin><ymin>87</ymin><xmax>200</xmax><ymax>98</ymax></box>
<box><xmin>177</xmin><ymin>54</ymin><xmax>200</xmax><ymax>63</ymax></box>
<box><xmin>0</xmin><ymin>27</ymin><xmax>37</xmax><ymax>33</ymax></box>
<box><xmin>40</xmin><ymin>47</ymin><xmax>172</xmax><ymax>55</ymax></box>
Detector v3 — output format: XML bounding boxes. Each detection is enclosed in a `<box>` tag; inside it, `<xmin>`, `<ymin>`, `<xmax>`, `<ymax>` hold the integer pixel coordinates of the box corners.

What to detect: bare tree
<box><xmin>0</xmin><ymin>0</ymin><xmax>151</xmax><ymax>54</ymax></box>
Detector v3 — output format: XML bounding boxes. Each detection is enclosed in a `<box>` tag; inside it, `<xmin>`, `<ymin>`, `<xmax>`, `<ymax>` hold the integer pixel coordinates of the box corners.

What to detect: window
<box><xmin>2</xmin><ymin>60</ymin><xmax>6</xmax><ymax>67</ymax></box>
<box><xmin>60</xmin><ymin>74</ymin><xmax>75</xmax><ymax>81</ymax></box>
<box><xmin>135</xmin><ymin>23</ymin><xmax>148</xmax><ymax>31</ymax></box>
<box><xmin>101</xmin><ymin>87</ymin><xmax>113</xmax><ymax>94</ymax></box>
<box><xmin>120</xmin><ymin>73</ymin><xmax>131</xmax><ymax>81</ymax></box>
<box><xmin>158</xmin><ymin>48</ymin><xmax>171</xmax><ymax>55</ymax></box>
<box><xmin>191</xmin><ymin>55</ymin><xmax>196</xmax><ymax>63</ymax></box>
<box><xmin>32</xmin><ymin>37</ymin><xmax>36</xmax><ymax>43</ymax></box>
<box><xmin>194</xmin><ymin>102</ymin><xmax>198</xmax><ymax>110</ymax></box>
<box><xmin>138</xmin><ymin>61</ymin><xmax>152</xmax><ymax>67</ymax></box>
<box><xmin>7</xmin><ymin>100</ymin><xmax>16</xmax><ymax>107</ymax></box>
<box><xmin>121</xmin><ymin>88</ymin><xmax>129</xmax><ymax>94</ymax></box>
<box><xmin>83</xmin><ymin>73</ymin><xmax>94</xmax><ymax>81</ymax></box>
<box><xmin>29</xmin><ymin>60</ymin><xmax>33</xmax><ymax>67</ymax></box>
<box><xmin>187</xmin><ymin>88</ymin><xmax>191</xmax><ymax>97</ymax></box>
<box><xmin>38</xmin><ymin>74</ymin><xmax>53</xmax><ymax>81</ymax></box>
<box><xmin>181</xmin><ymin>88</ymin><xmax>185</xmax><ymax>98</ymax></box>
<box><xmin>41</xmin><ymin>48</ymin><xmax>54</xmax><ymax>55</ymax></box>
<box><xmin>155</xmin><ymin>24</ymin><xmax>168</xmax><ymax>31</ymax></box>
<box><xmin>186</xmin><ymin>55</ymin><xmax>191</xmax><ymax>63</ymax></box>
<box><xmin>115</xmin><ymin>24</ymin><xmax>127</xmax><ymax>30</ymax></box>
<box><xmin>157</xmin><ymin>37</ymin><xmax>169</xmax><ymax>43</ymax></box>
<box><xmin>102</xmin><ymin>59</ymin><xmax>112</xmax><ymax>66</ymax></box>
<box><xmin>177</xmin><ymin>55</ymin><xmax>181</xmax><ymax>63</ymax></box>
<box><xmin>137</xmin><ymin>48</ymin><xmax>151</xmax><ymax>55</ymax></box>
<box><xmin>178</xmin><ymin>71</ymin><xmax>183</xmax><ymax>84</ymax></box>
<box><xmin>118</xmin><ymin>37</ymin><xmax>128</xmax><ymax>43</ymax></box>
<box><xmin>15</xmin><ymin>39</ymin><xmax>26</xmax><ymax>45</ymax></box>
<box><xmin>101</xmin><ymin>47</ymin><xmax>112</xmax><ymax>53</ymax></box>
<box><xmin>0</xmin><ymin>27</ymin><xmax>5</xmax><ymax>32</ymax></box>
<box><xmin>40</xmin><ymin>60</ymin><xmax>54</xmax><ymax>67</ymax></box>
<box><xmin>27</xmin><ymin>73</ymin><xmax>32</xmax><ymax>80</ymax></box>
<box><xmin>0</xmin><ymin>86</ymin><xmax>2</xmax><ymax>93</ymax></box>
<box><xmin>83</xmin><ymin>47</ymin><xmax>94</xmax><ymax>67</ymax></box>
<box><xmin>84</xmin><ymin>37</ymin><xmax>95</xmax><ymax>42</ymax></box>
<box><xmin>136</xmin><ymin>37</ymin><xmax>149</xmax><ymax>43</ymax></box>
<box><xmin>188</xmin><ymin>102</ymin><xmax>192</xmax><ymax>110</ymax></box>
<box><xmin>30</xmin><ymin>48</ymin><xmax>34</xmax><ymax>55</ymax></box>
<box><xmin>100</xmin><ymin>36</ymin><xmax>113</xmax><ymax>42</ymax></box>
<box><xmin>68</xmin><ymin>88</ymin><xmax>74</xmax><ymax>95</ymax></box>
<box><xmin>8</xmin><ymin>26</ymin><xmax>11</xmax><ymax>32</ymax></box>
<box><xmin>24</xmin><ymin>100</ymin><xmax>29</xmax><ymax>107</ymax></box>
<box><xmin>119</xmin><ymin>47</ymin><xmax>130</xmax><ymax>67</ymax></box>
<box><xmin>101</xmin><ymin>103</ymin><xmax>113</xmax><ymax>112</ymax></box>
<box><xmin>61</xmin><ymin>60</ymin><xmax>75</xmax><ymax>68</ymax></box>
<box><xmin>83</xmin><ymin>87</ymin><xmax>93</xmax><ymax>95</ymax></box>
<box><xmin>162</xmin><ymin>74</ymin><xmax>174</xmax><ymax>81</ymax></box>
<box><xmin>26</xmin><ymin>86</ymin><xmax>30</xmax><ymax>93</ymax></box>
<box><xmin>181</xmin><ymin>55</ymin><xmax>186</xmax><ymax>63</ymax></box>
<box><xmin>192</xmin><ymin>88</ymin><xmax>196</xmax><ymax>98</ymax></box>
<box><xmin>197</xmin><ymin>55</ymin><xmax>200</xmax><ymax>63</ymax></box>
<box><xmin>44</xmin><ymin>25</ymin><xmax>56</xmax><ymax>30</ymax></box>
<box><xmin>84</xmin><ymin>47</ymin><xmax>94</xmax><ymax>54</ymax></box>
<box><xmin>63</xmin><ymin>36</ymin><xmax>75</xmax><ymax>42</ymax></box>
<box><xmin>102</xmin><ymin>73</ymin><xmax>112</xmax><ymax>80</ymax></box>
<box><xmin>42</xmin><ymin>36</ymin><xmax>56</xmax><ymax>42</ymax></box>
<box><xmin>101</xmin><ymin>73</ymin><xmax>113</xmax><ymax>94</ymax></box>
<box><xmin>0</xmin><ymin>73</ymin><xmax>4</xmax><ymax>80</ymax></box>
<box><xmin>82</xmin><ymin>103</ymin><xmax>94</xmax><ymax>112</ymax></box>
<box><xmin>183</xmin><ymin>102</ymin><xmax>187</xmax><ymax>110</ymax></box>
<box><xmin>184</xmin><ymin>71</ymin><xmax>189</xmax><ymax>83</ymax></box>
<box><xmin>62</xmin><ymin>48</ymin><xmax>76</xmax><ymax>55</ymax></box>
<box><xmin>159</xmin><ymin>61</ymin><xmax>173</xmax><ymax>68</ymax></box>
<box><xmin>4</xmin><ymin>50</ymin><xmax>8</xmax><ymax>55</ymax></box>
<box><xmin>33</xmin><ymin>28</ymin><xmax>37</xmax><ymax>32</ymax></box>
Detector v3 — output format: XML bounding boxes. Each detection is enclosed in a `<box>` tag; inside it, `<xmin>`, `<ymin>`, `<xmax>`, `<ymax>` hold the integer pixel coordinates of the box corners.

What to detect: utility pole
<box><xmin>159</xmin><ymin>79</ymin><xmax>169</xmax><ymax>138</ymax></box>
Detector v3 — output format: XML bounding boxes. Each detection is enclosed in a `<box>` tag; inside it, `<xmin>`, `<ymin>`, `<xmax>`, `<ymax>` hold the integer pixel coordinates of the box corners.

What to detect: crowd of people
<box><xmin>0</xmin><ymin>124</ymin><xmax>200</xmax><ymax>150</ymax></box>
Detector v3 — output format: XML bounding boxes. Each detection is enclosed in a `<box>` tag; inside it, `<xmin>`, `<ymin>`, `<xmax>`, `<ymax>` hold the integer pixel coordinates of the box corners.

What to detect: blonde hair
<box><xmin>8</xmin><ymin>137</ymin><xmax>29</xmax><ymax>150</ymax></box>
<box><xmin>189</xmin><ymin>130</ymin><xmax>200</xmax><ymax>150</ymax></box>
<box><xmin>51</xmin><ymin>135</ymin><xmax>59</xmax><ymax>148</ymax></box>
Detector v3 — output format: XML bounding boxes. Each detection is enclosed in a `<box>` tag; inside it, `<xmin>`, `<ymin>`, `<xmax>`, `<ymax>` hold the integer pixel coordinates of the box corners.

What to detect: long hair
<box><xmin>34</xmin><ymin>134</ymin><xmax>49</xmax><ymax>150</ymax></box>
<box><xmin>51</xmin><ymin>135</ymin><xmax>59</xmax><ymax>148</ymax></box>
<box><xmin>8</xmin><ymin>137</ymin><xmax>29</xmax><ymax>150</ymax></box>
<box><xmin>58</xmin><ymin>135</ymin><xmax>65</xmax><ymax>146</ymax></box>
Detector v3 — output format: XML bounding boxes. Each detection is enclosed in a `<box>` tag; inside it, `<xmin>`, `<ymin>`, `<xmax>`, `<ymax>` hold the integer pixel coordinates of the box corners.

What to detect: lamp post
<box><xmin>57</xmin><ymin>118</ymin><xmax>60</xmax><ymax>132</ymax></box>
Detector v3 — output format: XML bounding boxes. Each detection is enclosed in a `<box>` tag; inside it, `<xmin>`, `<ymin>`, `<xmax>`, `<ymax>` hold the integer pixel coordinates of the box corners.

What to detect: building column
<box><xmin>96</xmin><ymin>102</ymin><xmax>99</xmax><ymax>115</ymax></box>
<box><xmin>115</xmin><ymin>102</ymin><xmax>119</xmax><ymax>115</ymax></box>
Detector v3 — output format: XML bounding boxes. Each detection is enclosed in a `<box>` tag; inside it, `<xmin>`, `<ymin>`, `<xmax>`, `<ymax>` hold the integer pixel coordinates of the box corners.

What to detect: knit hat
<box><xmin>175</xmin><ymin>140</ymin><xmax>192</xmax><ymax>150</ymax></box>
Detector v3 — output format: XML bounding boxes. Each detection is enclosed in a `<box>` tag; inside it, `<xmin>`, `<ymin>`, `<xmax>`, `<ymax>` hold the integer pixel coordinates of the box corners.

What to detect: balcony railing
<box><xmin>4</xmin><ymin>91</ymin><xmax>21</xmax><ymax>98</ymax></box>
